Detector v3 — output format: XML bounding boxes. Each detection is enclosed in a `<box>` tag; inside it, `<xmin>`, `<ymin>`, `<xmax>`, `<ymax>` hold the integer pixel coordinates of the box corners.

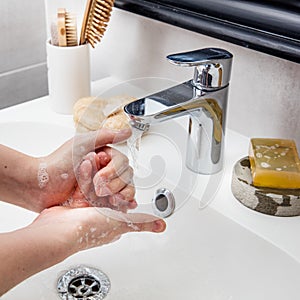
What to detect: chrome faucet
<box><xmin>124</xmin><ymin>48</ymin><xmax>233</xmax><ymax>174</ymax></box>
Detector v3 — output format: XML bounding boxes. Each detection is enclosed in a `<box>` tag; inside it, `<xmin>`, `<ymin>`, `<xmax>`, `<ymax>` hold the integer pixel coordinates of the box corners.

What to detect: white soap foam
<box><xmin>38</xmin><ymin>162</ymin><xmax>49</xmax><ymax>188</ymax></box>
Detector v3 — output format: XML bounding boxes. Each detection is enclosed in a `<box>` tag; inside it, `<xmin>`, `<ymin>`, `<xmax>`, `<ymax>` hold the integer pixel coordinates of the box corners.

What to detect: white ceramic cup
<box><xmin>46</xmin><ymin>40</ymin><xmax>91</xmax><ymax>114</ymax></box>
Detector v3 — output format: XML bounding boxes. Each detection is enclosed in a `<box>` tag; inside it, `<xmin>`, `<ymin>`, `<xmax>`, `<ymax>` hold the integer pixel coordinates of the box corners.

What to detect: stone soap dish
<box><xmin>231</xmin><ymin>157</ymin><xmax>300</xmax><ymax>217</ymax></box>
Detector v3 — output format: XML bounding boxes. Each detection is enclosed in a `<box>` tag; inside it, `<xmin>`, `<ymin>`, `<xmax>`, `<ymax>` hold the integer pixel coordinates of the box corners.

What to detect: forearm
<box><xmin>0</xmin><ymin>143</ymin><xmax>76</xmax><ymax>212</ymax></box>
<box><xmin>0</xmin><ymin>128</ymin><xmax>132</xmax><ymax>212</ymax></box>
<box><xmin>0</xmin><ymin>222</ymin><xmax>77</xmax><ymax>296</ymax></box>
<box><xmin>0</xmin><ymin>145</ymin><xmax>39</xmax><ymax>211</ymax></box>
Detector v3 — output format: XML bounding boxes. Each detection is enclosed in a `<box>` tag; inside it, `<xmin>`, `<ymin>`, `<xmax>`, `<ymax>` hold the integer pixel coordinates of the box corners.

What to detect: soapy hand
<box><xmin>0</xmin><ymin>127</ymin><xmax>166</xmax><ymax>296</ymax></box>
<box><xmin>34</xmin><ymin>128</ymin><xmax>136</xmax><ymax>212</ymax></box>
<box><xmin>31</xmin><ymin>206</ymin><xmax>166</xmax><ymax>251</ymax></box>
<box><xmin>68</xmin><ymin>148</ymin><xmax>137</xmax><ymax>212</ymax></box>
<box><xmin>0</xmin><ymin>191</ymin><xmax>166</xmax><ymax>296</ymax></box>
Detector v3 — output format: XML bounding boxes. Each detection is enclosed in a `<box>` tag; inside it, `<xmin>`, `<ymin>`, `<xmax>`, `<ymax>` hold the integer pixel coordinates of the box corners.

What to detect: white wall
<box><xmin>44</xmin><ymin>0</ymin><xmax>86</xmax><ymax>37</ymax></box>
<box><xmin>89</xmin><ymin>8</ymin><xmax>300</xmax><ymax>146</ymax></box>
<box><xmin>12</xmin><ymin>0</ymin><xmax>300</xmax><ymax>149</ymax></box>
<box><xmin>0</xmin><ymin>0</ymin><xmax>48</xmax><ymax>109</ymax></box>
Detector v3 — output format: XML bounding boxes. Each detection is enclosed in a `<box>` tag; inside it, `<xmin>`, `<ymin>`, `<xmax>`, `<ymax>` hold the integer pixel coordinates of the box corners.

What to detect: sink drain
<box><xmin>57</xmin><ymin>266</ymin><xmax>110</xmax><ymax>300</ymax></box>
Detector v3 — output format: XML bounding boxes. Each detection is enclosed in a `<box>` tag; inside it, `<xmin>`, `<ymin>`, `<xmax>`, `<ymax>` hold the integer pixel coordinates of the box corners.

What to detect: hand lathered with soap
<box><xmin>0</xmin><ymin>127</ymin><xmax>166</xmax><ymax>296</ymax></box>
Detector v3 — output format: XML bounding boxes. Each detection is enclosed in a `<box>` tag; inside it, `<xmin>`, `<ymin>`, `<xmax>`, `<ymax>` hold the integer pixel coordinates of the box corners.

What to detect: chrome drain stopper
<box><xmin>57</xmin><ymin>266</ymin><xmax>110</xmax><ymax>300</ymax></box>
<box><xmin>152</xmin><ymin>188</ymin><xmax>175</xmax><ymax>218</ymax></box>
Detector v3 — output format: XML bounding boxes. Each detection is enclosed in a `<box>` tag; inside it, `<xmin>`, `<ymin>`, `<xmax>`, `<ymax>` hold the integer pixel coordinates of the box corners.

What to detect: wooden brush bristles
<box><xmin>65</xmin><ymin>12</ymin><xmax>78</xmax><ymax>46</ymax></box>
<box><xmin>80</xmin><ymin>0</ymin><xmax>114</xmax><ymax>47</ymax></box>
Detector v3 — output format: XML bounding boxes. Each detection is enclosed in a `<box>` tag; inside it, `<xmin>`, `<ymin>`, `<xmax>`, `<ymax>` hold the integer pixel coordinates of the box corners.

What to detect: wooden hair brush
<box><xmin>80</xmin><ymin>0</ymin><xmax>114</xmax><ymax>47</ymax></box>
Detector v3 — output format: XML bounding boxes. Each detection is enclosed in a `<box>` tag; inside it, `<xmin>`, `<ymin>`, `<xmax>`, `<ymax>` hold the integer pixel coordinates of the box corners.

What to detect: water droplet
<box><xmin>261</xmin><ymin>162</ymin><xmax>270</xmax><ymax>168</ymax></box>
<box><xmin>256</xmin><ymin>153</ymin><xmax>262</xmax><ymax>158</ymax></box>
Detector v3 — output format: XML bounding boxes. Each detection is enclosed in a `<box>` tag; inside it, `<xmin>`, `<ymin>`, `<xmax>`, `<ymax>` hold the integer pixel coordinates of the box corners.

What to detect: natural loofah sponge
<box><xmin>73</xmin><ymin>95</ymin><xmax>136</xmax><ymax>132</ymax></box>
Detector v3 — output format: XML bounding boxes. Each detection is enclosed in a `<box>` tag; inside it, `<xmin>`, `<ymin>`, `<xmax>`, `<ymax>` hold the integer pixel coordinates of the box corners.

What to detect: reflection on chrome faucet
<box><xmin>124</xmin><ymin>48</ymin><xmax>233</xmax><ymax>174</ymax></box>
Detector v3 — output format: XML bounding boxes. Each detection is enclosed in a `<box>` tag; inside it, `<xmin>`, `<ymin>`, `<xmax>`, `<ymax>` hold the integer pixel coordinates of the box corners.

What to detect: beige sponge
<box><xmin>73</xmin><ymin>95</ymin><xmax>136</xmax><ymax>132</ymax></box>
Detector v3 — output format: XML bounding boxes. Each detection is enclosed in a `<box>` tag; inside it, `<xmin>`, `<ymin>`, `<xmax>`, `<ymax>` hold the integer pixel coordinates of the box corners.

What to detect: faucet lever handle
<box><xmin>167</xmin><ymin>48</ymin><xmax>233</xmax><ymax>89</ymax></box>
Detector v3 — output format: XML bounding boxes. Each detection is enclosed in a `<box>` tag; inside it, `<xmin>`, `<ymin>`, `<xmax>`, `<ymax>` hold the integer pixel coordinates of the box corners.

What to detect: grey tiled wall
<box><xmin>0</xmin><ymin>0</ymin><xmax>48</xmax><ymax>109</ymax></box>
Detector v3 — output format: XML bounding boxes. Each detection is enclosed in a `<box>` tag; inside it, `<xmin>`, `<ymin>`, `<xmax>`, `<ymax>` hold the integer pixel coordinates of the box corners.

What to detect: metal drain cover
<box><xmin>57</xmin><ymin>266</ymin><xmax>111</xmax><ymax>300</ymax></box>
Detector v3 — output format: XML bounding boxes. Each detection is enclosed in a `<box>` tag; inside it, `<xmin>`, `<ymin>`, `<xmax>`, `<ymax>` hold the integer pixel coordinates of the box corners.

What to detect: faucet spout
<box><xmin>124</xmin><ymin>48</ymin><xmax>233</xmax><ymax>174</ymax></box>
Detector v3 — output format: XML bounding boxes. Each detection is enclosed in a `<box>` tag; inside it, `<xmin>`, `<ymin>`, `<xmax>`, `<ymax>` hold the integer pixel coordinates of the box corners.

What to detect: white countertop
<box><xmin>1</xmin><ymin>77</ymin><xmax>300</xmax><ymax>264</ymax></box>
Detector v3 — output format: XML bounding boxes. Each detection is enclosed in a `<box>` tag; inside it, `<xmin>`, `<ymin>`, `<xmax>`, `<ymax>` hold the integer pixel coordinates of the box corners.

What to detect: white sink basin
<box><xmin>1</xmin><ymin>119</ymin><xmax>300</xmax><ymax>299</ymax></box>
<box><xmin>0</xmin><ymin>121</ymin><xmax>74</xmax><ymax>157</ymax></box>
<box><xmin>3</xmin><ymin>197</ymin><xmax>300</xmax><ymax>299</ymax></box>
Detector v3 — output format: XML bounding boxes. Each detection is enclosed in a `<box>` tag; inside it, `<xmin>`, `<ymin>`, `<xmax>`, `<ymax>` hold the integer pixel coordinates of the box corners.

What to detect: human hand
<box><xmin>0</xmin><ymin>205</ymin><xmax>166</xmax><ymax>295</ymax></box>
<box><xmin>32</xmin><ymin>128</ymin><xmax>133</xmax><ymax>212</ymax></box>
<box><xmin>31</xmin><ymin>206</ymin><xmax>166</xmax><ymax>252</ymax></box>
<box><xmin>67</xmin><ymin>147</ymin><xmax>137</xmax><ymax>212</ymax></box>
